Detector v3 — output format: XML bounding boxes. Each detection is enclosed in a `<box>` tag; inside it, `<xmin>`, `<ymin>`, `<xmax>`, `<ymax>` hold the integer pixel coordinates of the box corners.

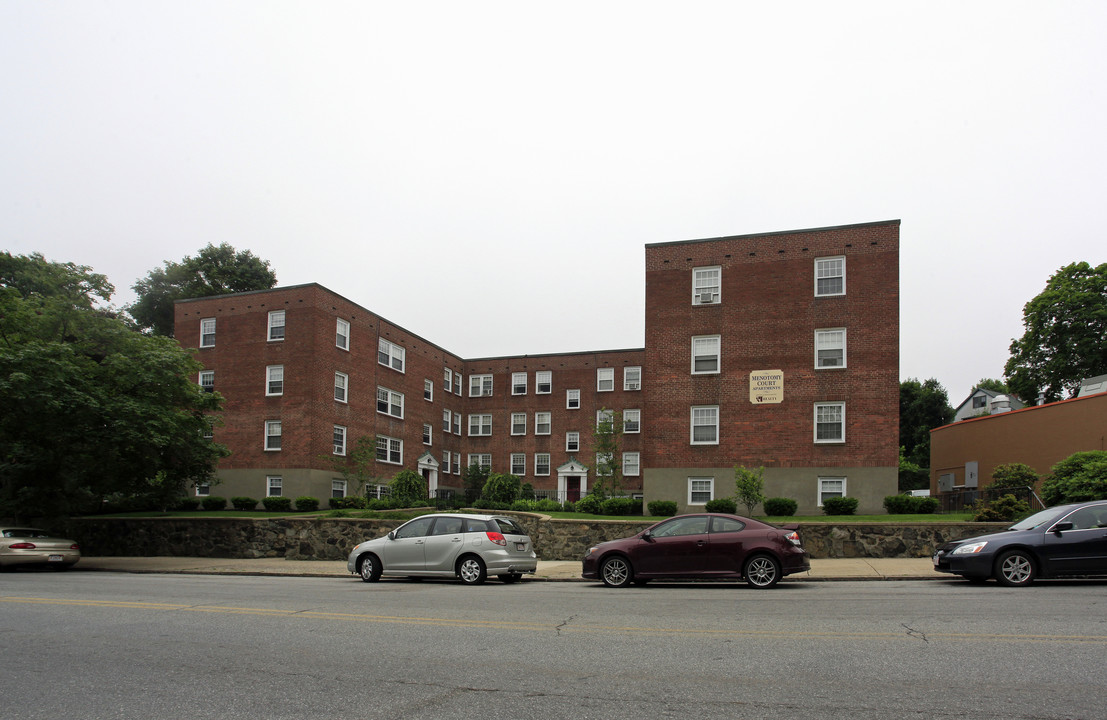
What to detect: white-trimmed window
<box><xmin>195</xmin><ymin>483</ymin><xmax>210</xmax><ymax>497</ymax></box>
<box><xmin>424</xmin><ymin>379</ymin><xmax>433</xmax><ymax>401</ymax></box>
<box><xmin>336</xmin><ymin>318</ymin><xmax>350</xmax><ymax>350</ymax></box>
<box><xmin>689</xmin><ymin>477</ymin><xmax>714</xmax><ymax>505</ymax></box>
<box><xmin>334</xmin><ymin>372</ymin><xmax>348</xmax><ymax>403</ymax></box>
<box><xmin>442</xmin><ymin>452</ymin><xmax>451</xmax><ymax>474</ymax></box>
<box><xmin>444</xmin><ymin>368</ymin><xmax>453</xmax><ymax>391</ymax></box>
<box><xmin>597</xmin><ymin>409</ymin><xmax>614</xmax><ymax>428</ymax></box>
<box><xmin>511</xmin><ymin>453</ymin><xmax>526</xmax><ymax>476</ymax></box>
<box><xmin>264</xmin><ymin>420</ymin><xmax>282</xmax><ymax>451</ymax></box>
<box><xmin>597</xmin><ymin>368</ymin><xmax>614</xmax><ymax>392</ymax></box>
<box><xmin>815</xmin><ymin>328</ymin><xmax>846</xmax><ymax>369</ymax></box>
<box><xmin>512</xmin><ymin>372</ymin><xmax>527</xmax><ymax>395</ymax></box>
<box><xmin>511</xmin><ymin>413</ymin><xmax>526</xmax><ymax>436</ymax></box>
<box><xmin>268</xmin><ymin>310</ymin><xmax>286</xmax><ymax>341</ymax></box>
<box><xmin>624</xmin><ymin>452</ymin><xmax>640</xmax><ymax>477</ymax></box>
<box><xmin>376</xmin><ymin>435</ymin><xmax>402</xmax><ymax>464</ymax></box>
<box><xmin>199</xmin><ymin>370</ymin><xmax>214</xmax><ymax>393</ymax></box>
<box><xmin>333</xmin><ymin>425</ymin><xmax>346</xmax><ymax>456</ymax></box>
<box><xmin>566</xmin><ymin>431</ymin><xmax>580</xmax><ymax>452</ymax></box>
<box><xmin>469</xmin><ymin>374</ymin><xmax>493</xmax><ymax>397</ymax></box>
<box><xmin>815</xmin><ymin>402</ymin><xmax>846</xmax><ymax>443</ymax></box>
<box><xmin>201</xmin><ymin>418</ymin><xmax>214</xmax><ymax>440</ymax></box>
<box><xmin>692</xmin><ymin>335</ymin><xmax>721</xmax><ymax>374</ymax></box>
<box><xmin>535</xmin><ymin>453</ymin><xmax>551</xmax><ymax>476</ymax></box>
<box><xmin>596</xmin><ymin>452</ymin><xmax>613</xmax><ymax>476</ymax></box>
<box><xmin>693</xmin><ymin>266</ymin><xmax>721</xmax><ymax>305</ymax></box>
<box><xmin>535</xmin><ymin>412</ymin><xmax>552</xmax><ymax>435</ymax></box>
<box><xmin>423</xmin><ymin>423</ymin><xmax>432</xmax><ymax>445</ymax></box>
<box><xmin>624</xmin><ymin>409</ymin><xmax>641</xmax><ymax>434</ymax></box>
<box><xmin>469</xmin><ymin>414</ymin><xmax>492</xmax><ymax>436</ymax></box>
<box><xmin>267</xmin><ymin>476</ymin><xmax>283</xmax><ymax>497</ymax></box>
<box><xmin>536</xmin><ymin>371</ymin><xmax>552</xmax><ymax>394</ymax></box>
<box><xmin>815</xmin><ymin>256</ymin><xmax>845</xmax><ymax>297</ymax></box>
<box><xmin>378</xmin><ymin>338</ymin><xmax>405</xmax><ymax>372</ymax></box>
<box><xmin>453</xmin><ymin>412</ymin><xmax>461</xmax><ymax>435</ymax></box>
<box><xmin>691</xmin><ymin>406</ymin><xmax>719</xmax><ymax>445</ymax></box>
<box><xmin>567</xmin><ymin>389</ymin><xmax>580</xmax><ymax>409</ymax></box>
<box><xmin>468</xmin><ymin>453</ymin><xmax>491</xmax><ymax>470</ymax></box>
<box><xmin>443</xmin><ymin>409</ymin><xmax>453</xmax><ymax>433</ymax></box>
<box><xmin>818</xmin><ymin>477</ymin><xmax>846</xmax><ymax>506</ymax></box>
<box><xmin>332</xmin><ymin>479</ymin><xmax>347</xmax><ymax>499</ymax></box>
<box><xmin>200</xmin><ymin>318</ymin><xmax>216</xmax><ymax>348</ymax></box>
<box><xmin>266</xmin><ymin>365</ymin><xmax>284</xmax><ymax>396</ymax></box>
<box><xmin>624</xmin><ymin>366</ymin><xmax>642</xmax><ymax>391</ymax></box>
<box><xmin>377</xmin><ymin>387</ymin><xmax>404</xmax><ymax>419</ymax></box>
<box><xmin>454</xmin><ymin>372</ymin><xmax>462</xmax><ymax>395</ymax></box>
<box><xmin>453</xmin><ymin>452</ymin><xmax>461</xmax><ymax>475</ymax></box>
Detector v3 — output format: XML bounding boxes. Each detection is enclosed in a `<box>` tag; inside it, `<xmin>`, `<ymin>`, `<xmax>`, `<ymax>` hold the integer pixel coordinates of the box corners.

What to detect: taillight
<box><xmin>784</xmin><ymin>531</ymin><xmax>802</xmax><ymax>547</ymax></box>
<box><xmin>486</xmin><ymin>531</ymin><xmax>507</xmax><ymax>546</ymax></box>
<box><xmin>9</xmin><ymin>542</ymin><xmax>36</xmax><ymax>549</ymax></box>
<box><xmin>70</xmin><ymin>544</ymin><xmax>80</xmax><ymax>550</ymax></box>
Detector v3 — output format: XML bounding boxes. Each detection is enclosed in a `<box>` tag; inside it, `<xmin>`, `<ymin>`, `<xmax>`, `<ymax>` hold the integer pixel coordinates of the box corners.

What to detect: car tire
<box><xmin>499</xmin><ymin>572</ymin><xmax>522</xmax><ymax>583</ymax></box>
<box><xmin>358</xmin><ymin>554</ymin><xmax>382</xmax><ymax>583</ymax></box>
<box><xmin>994</xmin><ymin>549</ymin><xmax>1036</xmax><ymax>587</ymax></box>
<box><xmin>457</xmin><ymin>555</ymin><xmax>487</xmax><ymax>585</ymax></box>
<box><xmin>744</xmin><ymin>554</ymin><xmax>781</xmax><ymax>589</ymax></box>
<box><xmin>600</xmin><ymin>555</ymin><xmax>633</xmax><ymax>588</ymax></box>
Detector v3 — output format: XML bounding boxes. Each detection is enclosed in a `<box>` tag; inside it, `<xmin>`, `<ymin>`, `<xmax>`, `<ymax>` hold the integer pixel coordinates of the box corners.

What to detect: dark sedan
<box><xmin>934</xmin><ymin>500</ymin><xmax>1107</xmax><ymax>586</ymax></box>
<box><xmin>582</xmin><ymin>513</ymin><xmax>810</xmax><ymax>588</ymax></box>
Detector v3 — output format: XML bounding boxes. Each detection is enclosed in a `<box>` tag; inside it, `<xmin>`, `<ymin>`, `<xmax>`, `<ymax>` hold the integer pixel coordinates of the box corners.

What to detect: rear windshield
<box><xmin>2</xmin><ymin>529</ymin><xmax>50</xmax><ymax>538</ymax></box>
<box><xmin>492</xmin><ymin>518</ymin><xmax>525</xmax><ymax>536</ymax></box>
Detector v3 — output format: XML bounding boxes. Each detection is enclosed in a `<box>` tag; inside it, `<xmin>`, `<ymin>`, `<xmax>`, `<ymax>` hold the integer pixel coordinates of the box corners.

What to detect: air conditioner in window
<box><xmin>699</xmin><ymin>292</ymin><xmax>714</xmax><ymax>304</ymax></box>
<box><xmin>626</xmin><ymin>382</ymin><xmax>640</xmax><ymax>390</ymax></box>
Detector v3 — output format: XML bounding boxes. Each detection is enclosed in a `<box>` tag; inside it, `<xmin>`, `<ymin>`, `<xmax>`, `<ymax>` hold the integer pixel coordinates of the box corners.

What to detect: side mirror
<box><xmin>387</xmin><ymin>531</ymin><xmax>396</xmax><ymax>540</ymax></box>
<box><xmin>642</xmin><ymin>530</ymin><xmax>653</xmax><ymax>542</ymax></box>
<box><xmin>1052</xmin><ymin>522</ymin><xmax>1074</xmax><ymax>534</ymax></box>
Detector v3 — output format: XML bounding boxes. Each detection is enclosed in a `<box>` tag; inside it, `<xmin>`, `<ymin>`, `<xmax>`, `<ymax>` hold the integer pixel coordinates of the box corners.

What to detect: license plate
<box><xmin>48</xmin><ymin>554</ymin><xmax>63</xmax><ymax>562</ymax></box>
<box><xmin>515</xmin><ymin>542</ymin><xmax>526</xmax><ymax>551</ymax></box>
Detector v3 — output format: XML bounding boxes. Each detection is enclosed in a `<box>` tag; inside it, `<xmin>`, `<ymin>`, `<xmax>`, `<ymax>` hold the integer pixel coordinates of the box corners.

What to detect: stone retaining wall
<box><xmin>65</xmin><ymin>515</ymin><xmax>1003</xmax><ymax>561</ymax></box>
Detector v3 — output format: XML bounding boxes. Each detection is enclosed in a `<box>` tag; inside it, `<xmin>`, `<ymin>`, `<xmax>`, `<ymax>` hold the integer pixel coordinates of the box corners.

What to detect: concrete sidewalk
<box><xmin>72</xmin><ymin>556</ymin><xmax>941</xmax><ymax>581</ymax></box>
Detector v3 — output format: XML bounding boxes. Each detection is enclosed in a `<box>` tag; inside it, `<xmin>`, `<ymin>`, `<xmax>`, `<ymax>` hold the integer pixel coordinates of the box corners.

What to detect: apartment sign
<box><xmin>750</xmin><ymin>369</ymin><xmax>784</xmax><ymax>404</ymax></box>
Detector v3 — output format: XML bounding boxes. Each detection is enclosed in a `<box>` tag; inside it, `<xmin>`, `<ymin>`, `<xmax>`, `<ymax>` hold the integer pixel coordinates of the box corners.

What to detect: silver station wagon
<box><xmin>347</xmin><ymin>513</ymin><xmax>538</xmax><ymax>585</ymax></box>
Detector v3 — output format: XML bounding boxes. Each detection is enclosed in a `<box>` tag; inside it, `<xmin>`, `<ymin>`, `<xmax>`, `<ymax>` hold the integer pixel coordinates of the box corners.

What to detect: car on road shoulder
<box><xmin>0</xmin><ymin>527</ymin><xmax>81</xmax><ymax>570</ymax></box>
<box><xmin>347</xmin><ymin>513</ymin><xmax>538</xmax><ymax>585</ymax></box>
<box><xmin>581</xmin><ymin>513</ymin><xmax>810</xmax><ymax>589</ymax></box>
<box><xmin>933</xmin><ymin>500</ymin><xmax>1107</xmax><ymax>586</ymax></box>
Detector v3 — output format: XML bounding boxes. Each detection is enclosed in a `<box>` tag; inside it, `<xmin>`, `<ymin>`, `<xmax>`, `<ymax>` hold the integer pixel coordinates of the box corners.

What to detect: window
<box><xmin>196</xmin><ymin>483</ymin><xmax>210</xmax><ymax>497</ymax></box>
<box><xmin>378</xmin><ymin>338</ymin><xmax>405</xmax><ymax>372</ymax></box>
<box><xmin>596</xmin><ymin>453</ymin><xmax>613</xmax><ymax>476</ymax></box>
<box><xmin>200</xmin><ymin>318</ymin><xmax>216</xmax><ymax>348</ymax></box>
<box><xmin>376</xmin><ymin>435</ymin><xmax>402</xmax><ymax>464</ymax></box>
<box><xmin>624</xmin><ymin>366</ymin><xmax>641</xmax><ymax>391</ymax></box>
<box><xmin>623</xmin><ymin>409</ymin><xmax>641</xmax><ymax>433</ymax></box>
<box><xmin>442</xmin><ymin>452</ymin><xmax>451</xmax><ymax>474</ymax></box>
<box><xmin>267</xmin><ymin>476</ymin><xmax>283</xmax><ymax>497</ymax></box>
<box><xmin>692</xmin><ymin>335</ymin><xmax>721</xmax><ymax>374</ymax></box>
<box><xmin>336</xmin><ymin>318</ymin><xmax>350</xmax><ymax>350</ymax></box>
<box><xmin>815</xmin><ymin>328</ymin><xmax>846</xmax><ymax>369</ymax></box>
<box><xmin>469</xmin><ymin>374</ymin><xmax>493</xmax><ymax>397</ymax></box>
<box><xmin>691</xmin><ymin>406</ymin><xmax>719</xmax><ymax>445</ymax></box>
<box><xmin>512</xmin><ymin>372</ymin><xmax>527</xmax><ymax>395</ymax></box>
<box><xmin>453</xmin><ymin>412</ymin><xmax>461</xmax><ymax>435</ymax></box>
<box><xmin>201</xmin><ymin>418</ymin><xmax>214</xmax><ymax>440</ymax></box>
<box><xmin>265</xmin><ymin>420</ymin><xmax>282</xmax><ymax>451</ymax></box>
<box><xmin>198</xmin><ymin>370</ymin><xmax>214</xmax><ymax>393</ymax></box>
<box><xmin>468</xmin><ymin>453</ymin><xmax>491</xmax><ymax>470</ymax></box>
<box><xmin>423</xmin><ymin>423</ymin><xmax>432</xmax><ymax>445</ymax></box>
<box><xmin>454</xmin><ymin>373</ymin><xmax>462</xmax><ymax>395</ymax></box>
<box><xmin>689</xmin><ymin>477</ymin><xmax>714</xmax><ymax>505</ymax></box>
<box><xmin>693</xmin><ymin>266</ymin><xmax>721</xmax><ymax>305</ymax></box>
<box><xmin>334</xmin><ymin>372</ymin><xmax>348</xmax><ymax>403</ymax></box>
<box><xmin>332</xmin><ymin>479</ymin><xmax>347</xmax><ymax>499</ymax></box>
<box><xmin>377</xmin><ymin>387</ymin><xmax>404</xmax><ymax>418</ymax></box>
<box><xmin>268</xmin><ymin>310</ymin><xmax>285</xmax><ymax>341</ymax></box>
<box><xmin>624</xmin><ymin>452</ymin><xmax>640</xmax><ymax>477</ymax></box>
<box><xmin>535</xmin><ymin>453</ymin><xmax>551</xmax><ymax>476</ymax></box>
<box><xmin>511</xmin><ymin>413</ymin><xmax>526</xmax><ymax>435</ymax></box>
<box><xmin>443</xmin><ymin>409</ymin><xmax>452</xmax><ymax>433</ymax></box>
<box><xmin>511</xmin><ymin>453</ymin><xmax>526</xmax><ymax>475</ymax></box>
<box><xmin>597</xmin><ymin>409</ymin><xmax>614</xmax><ymax>428</ymax></box>
<box><xmin>444</xmin><ymin>368</ymin><xmax>453</xmax><ymax>391</ymax></box>
<box><xmin>818</xmin><ymin>477</ymin><xmax>846</xmax><ymax>506</ymax></box>
<box><xmin>453</xmin><ymin>452</ymin><xmax>461</xmax><ymax>475</ymax></box>
<box><xmin>815</xmin><ymin>402</ymin><xmax>846</xmax><ymax>443</ymax></box>
<box><xmin>815</xmin><ymin>256</ymin><xmax>845</xmax><ymax>297</ymax></box>
<box><xmin>424</xmin><ymin>379</ymin><xmax>434</xmax><ymax>402</ymax></box>
<box><xmin>597</xmin><ymin>368</ymin><xmax>614</xmax><ymax>392</ymax></box>
<box><xmin>536</xmin><ymin>371</ymin><xmax>552</xmax><ymax>394</ymax></box>
<box><xmin>266</xmin><ymin>365</ymin><xmax>284</xmax><ymax>396</ymax></box>
<box><xmin>333</xmin><ymin>425</ymin><xmax>346</xmax><ymax>455</ymax></box>
<box><xmin>567</xmin><ymin>389</ymin><xmax>580</xmax><ymax>409</ymax></box>
<box><xmin>535</xmin><ymin>412</ymin><xmax>551</xmax><ymax>435</ymax></box>
<box><xmin>566</xmin><ymin>431</ymin><xmax>580</xmax><ymax>452</ymax></box>
<box><xmin>468</xmin><ymin>414</ymin><xmax>492</xmax><ymax>436</ymax></box>
<box><xmin>972</xmin><ymin>395</ymin><xmax>987</xmax><ymax>409</ymax></box>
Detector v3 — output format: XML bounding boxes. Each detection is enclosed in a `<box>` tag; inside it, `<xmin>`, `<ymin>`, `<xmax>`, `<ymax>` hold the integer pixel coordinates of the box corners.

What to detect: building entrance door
<box><xmin>566</xmin><ymin>477</ymin><xmax>581</xmax><ymax>503</ymax></box>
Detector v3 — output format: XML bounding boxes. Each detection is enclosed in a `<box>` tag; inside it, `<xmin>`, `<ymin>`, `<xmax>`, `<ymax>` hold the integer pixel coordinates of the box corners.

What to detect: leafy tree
<box><xmin>898</xmin><ymin>446</ymin><xmax>929</xmax><ymax>492</ymax></box>
<box><xmin>987</xmin><ymin>463</ymin><xmax>1039</xmax><ymax>492</ymax></box>
<box><xmin>1005</xmin><ymin>262</ymin><xmax>1107</xmax><ymax>403</ymax></box>
<box><xmin>323</xmin><ymin>435</ymin><xmax>385</xmax><ymax>498</ymax></box>
<box><xmin>389</xmin><ymin>470</ymin><xmax>428</xmax><ymax>506</ymax></box>
<box><xmin>591</xmin><ymin>408</ymin><xmax>623</xmax><ymax>499</ymax></box>
<box><xmin>482</xmin><ymin>473</ymin><xmax>522</xmax><ymax>504</ymax></box>
<box><xmin>1040</xmin><ymin>451</ymin><xmax>1107</xmax><ymax>505</ymax></box>
<box><xmin>975</xmin><ymin>378</ymin><xmax>1009</xmax><ymax>394</ymax></box>
<box><xmin>900</xmin><ymin>378</ymin><xmax>954</xmax><ymax>468</ymax></box>
<box><xmin>0</xmin><ymin>253</ymin><xmax>228</xmax><ymax>521</ymax></box>
<box><xmin>733</xmin><ymin>465</ymin><xmax>766</xmax><ymax>516</ymax></box>
<box><xmin>463</xmin><ymin>461</ymin><xmax>490</xmax><ymax>503</ymax></box>
<box><xmin>128</xmin><ymin>243</ymin><xmax>277</xmax><ymax>336</ymax></box>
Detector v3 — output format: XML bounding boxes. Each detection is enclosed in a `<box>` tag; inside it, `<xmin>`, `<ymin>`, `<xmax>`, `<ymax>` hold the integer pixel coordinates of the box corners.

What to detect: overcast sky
<box><xmin>4</xmin><ymin>2</ymin><xmax>1105</xmax><ymax>404</ymax></box>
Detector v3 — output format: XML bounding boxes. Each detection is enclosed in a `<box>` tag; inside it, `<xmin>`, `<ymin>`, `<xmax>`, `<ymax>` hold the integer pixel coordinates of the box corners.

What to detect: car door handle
<box><xmin>452</xmin><ymin>538</ymin><xmax>462</xmax><ymax>542</ymax></box>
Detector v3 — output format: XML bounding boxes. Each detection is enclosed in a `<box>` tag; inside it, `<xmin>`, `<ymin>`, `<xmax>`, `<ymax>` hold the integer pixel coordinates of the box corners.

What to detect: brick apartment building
<box><xmin>176</xmin><ymin>219</ymin><xmax>900</xmax><ymax>514</ymax></box>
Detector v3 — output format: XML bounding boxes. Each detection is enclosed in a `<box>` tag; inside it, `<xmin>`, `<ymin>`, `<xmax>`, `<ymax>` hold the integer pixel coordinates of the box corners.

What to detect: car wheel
<box><xmin>600</xmin><ymin>556</ymin><xmax>632</xmax><ymax>588</ymax></box>
<box><xmin>358</xmin><ymin>554</ymin><xmax>382</xmax><ymax>583</ymax></box>
<box><xmin>744</xmin><ymin>554</ymin><xmax>781</xmax><ymax>589</ymax></box>
<box><xmin>500</xmin><ymin>572</ymin><xmax>522</xmax><ymax>583</ymax></box>
<box><xmin>457</xmin><ymin>556</ymin><xmax>487</xmax><ymax>585</ymax></box>
<box><xmin>994</xmin><ymin>549</ymin><xmax>1036</xmax><ymax>587</ymax></box>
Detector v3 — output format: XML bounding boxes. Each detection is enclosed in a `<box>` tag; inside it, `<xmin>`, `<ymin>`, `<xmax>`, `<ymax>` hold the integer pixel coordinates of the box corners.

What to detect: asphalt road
<box><xmin>2</xmin><ymin>571</ymin><xmax>1105</xmax><ymax>720</ymax></box>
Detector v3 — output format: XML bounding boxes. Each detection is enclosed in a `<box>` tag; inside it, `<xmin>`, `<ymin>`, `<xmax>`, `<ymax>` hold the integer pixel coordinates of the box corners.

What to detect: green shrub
<box><xmin>483</xmin><ymin>473</ymin><xmax>522</xmax><ymax>504</ymax></box>
<box><xmin>704</xmin><ymin>498</ymin><xmax>737</xmax><ymax>514</ymax></box>
<box><xmin>647</xmin><ymin>500</ymin><xmax>678</xmax><ymax>517</ymax></box>
<box><xmin>511</xmin><ymin>499</ymin><xmax>538</xmax><ymax>512</ymax></box>
<box><xmin>914</xmin><ymin>497</ymin><xmax>939</xmax><ymax>514</ymax></box>
<box><xmin>231</xmin><ymin>496</ymin><xmax>257</xmax><ymax>511</ymax></box>
<box><xmin>175</xmin><ymin>497</ymin><xmax>201</xmax><ymax>511</ymax></box>
<box><xmin>329</xmin><ymin>496</ymin><xmax>367</xmax><ymax>510</ymax></box>
<box><xmin>883</xmin><ymin>495</ymin><xmax>914</xmax><ymax>514</ymax></box>
<box><xmin>575</xmin><ymin>494</ymin><xmax>603</xmax><ymax>514</ymax></box>
<box><xmin>763</xmin><ymin>497</ymin><xmax>797</xmax><ymax>516</ymax></box>
<box><xmin>519</xmin><ymin>483</ymin><xmax>536</xmax><ymax>501</ymax></box>
<box><xmin>1040</xmin><ymin>451</ymin><xmax>1107</xmax><ymax>505</ymax></box>
<box><xmin>200</xmin><ymin>496</ymin><xmax>227</xmax><ymax>511</ymax></box>
<box><xmin>988</xmin><ymin>462</ymin><xmax>1040</xmax><ymax>492</ymax></box>
<box><xmin>367</xmin><ymin>498</ymin><xmax>396</xmax><ymax>511</ymax></box>
<box><xmin>972</xmin><ymin>494</ymin><xmax>1030</xmax><ymax>522</ymax></box>
<box><xmin>294</xmin><ymin>496</ymin><xmax>319</xmax><ymax>512</ymax></box>
<box><xmin>471</xmin><ymin>498</ymin><xmax>509</xmax><ymax>511</ymax></box>
<box><xmin>262</xmin><ymin>496</ymin><xmax>293</xmax><ymax>512</ymax></box>
<box><xmin>600</xmin><ymin>497</ymin><xmax>637</xmax><ymax>516</ymax></box>
<box><xmin>535</xmin><ymin>498</ymin><xmax>562</xmax><ymax>512</ymax></box>
<box><xmin>390</xmin><ymin>470</ymin><xmax>429</xmax><ymax>506</ymax></box>
<box><xmin>822</xmin><ymin>496</ymin><xmax>859</xmax><ymax>515</ymax></box>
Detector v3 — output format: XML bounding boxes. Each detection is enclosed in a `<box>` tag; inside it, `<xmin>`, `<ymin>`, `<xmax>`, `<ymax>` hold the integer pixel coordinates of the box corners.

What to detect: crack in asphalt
<box><xmin>902</xmin><ymin>622</ymin><xmax>929</xmax><ymax>642</ymax></box>
<box><xmin>555</xmin><ymin>614</ymin><xmax>577</xmax><ymax>636</ymax></box>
